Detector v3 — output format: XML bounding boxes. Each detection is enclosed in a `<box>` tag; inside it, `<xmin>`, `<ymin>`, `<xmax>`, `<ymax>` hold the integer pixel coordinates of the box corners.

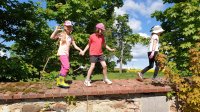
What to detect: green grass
<box><xmin>65</xmin><ymin>71</ymin><xmax>164</xmax><ymax>81</ymax></box>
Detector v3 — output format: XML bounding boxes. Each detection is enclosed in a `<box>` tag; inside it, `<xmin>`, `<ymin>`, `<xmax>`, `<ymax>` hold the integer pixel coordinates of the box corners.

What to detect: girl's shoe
<box><xmin>137</xmin><ymin>72</ymin><xmax>143</xmax><ymax>81</ymax></box>
<box><xmin>84</xmin><ymin>80</ymin><xmax>92</xmax><ymax>87</ymax></box>
<box><xmin>103</xmin><ymin>79</ymin><xmax>112</xmax><ymax>84</ymax></box>
<box><xmin>56</xmin><ymin>76</ymin><xmax>70</xmax><ymax>88</ymax></box>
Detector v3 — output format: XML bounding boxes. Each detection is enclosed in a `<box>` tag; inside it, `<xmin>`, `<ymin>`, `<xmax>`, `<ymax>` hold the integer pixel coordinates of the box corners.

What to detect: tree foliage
<box><xmin>157</xmin><ymin>43</ymin><xmax>200</xmax><ymax>111</ymax></box>
<box><xmin>0</xmin><ymin>56</ymin><xmax>39</xmax><ymax>81</ymax></box>
<box><xmin>46</xmin><ymin>0</ymin><xmax>123</xmax><ymax>33</ymax></box>
<box><xmin>0</xmin><ymin>0</ymin><xmax>54</xmax><ymax>81</ymax></box>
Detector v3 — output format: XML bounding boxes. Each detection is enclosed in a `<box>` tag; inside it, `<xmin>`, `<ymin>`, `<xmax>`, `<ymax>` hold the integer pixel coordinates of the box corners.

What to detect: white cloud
<box><xmin>116</xmin><ymin>44</ymin><xmax>149</xmax><ymax>69</ymax></box>
<box><xmin>114</xmin><ymin>0</ymin><xmax>164</xmax><ymax>32</ymax></box>
<box><xmin>0</xmin><ymin>50</ymin><xmax>6</xmax><ymax>57</ymax></box>
<box><xmin>128</xmin><ymin>19</ymin><xmax>142</xmax><ymax>32</ymax></box>
<box><xmin>114</xmin><ymin>0</ymin><xmax>164</xmax><ymax>17</ymax></box>
<box><xmin>114</xmin><ymin>7</ymin><xmax>126</xmax><ymax>16</ymax></box>
<box><xmin>132</xmin><ymin>44</ymin><xmax>148</xmax><ymax>59</ymax></box>
<box><xmin>116</xmin><ymin>58</ymin><xmax>148</xmax><ymax>69</ymax></box>
<box><xmin>149</xmin><ymin>1</ymin><xmax>164</xmax><ymax>14</ymax></box>
<box><xmin>131</xmin><ymin>33</ymin><xmax>150</xmax><ymax>59</ymax></box>
<box><xmin>114</xmin><ymin>44</ymin><xmax>149</xmax><ymax>69</ymax></box>
<box><xmin>138</xmin><ymin>32</ymin><xmax>150</xmax><ymax>38</ymax></box>
<box><xmin>112</xmin><ymin>16</ymin><xmax>142</xmax><ymax>33</ymax></box>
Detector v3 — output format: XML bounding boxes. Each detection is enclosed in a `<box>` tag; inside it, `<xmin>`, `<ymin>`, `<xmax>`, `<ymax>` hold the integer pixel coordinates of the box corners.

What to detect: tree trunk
<box><xmin>119</xmin><ymin>42</ymin><xmax>124</xmax><ymax>74</ymax></box>
<box><xmin>40</xmin><ymin>57</ymin><xmax>50</xmax><ymax>80</ymax></box>
<box><xmin>120</xmin><ymin>58</ymin><xmax>123</xmax><ymax>74</ymax></box>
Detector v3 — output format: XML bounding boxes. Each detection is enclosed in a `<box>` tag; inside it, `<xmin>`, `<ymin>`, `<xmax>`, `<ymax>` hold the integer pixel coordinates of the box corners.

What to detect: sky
<box><xmin>1</xmin><ymin>0</ymin><xmax>172</xmax><ymax>69</ymax></box>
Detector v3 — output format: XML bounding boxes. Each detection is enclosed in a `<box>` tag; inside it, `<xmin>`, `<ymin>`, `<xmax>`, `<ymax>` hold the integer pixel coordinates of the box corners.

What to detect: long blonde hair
<box><xmin>58</xmin><ymin>32</ymin><xmax>67</xmax><ymax>45</ymax></box>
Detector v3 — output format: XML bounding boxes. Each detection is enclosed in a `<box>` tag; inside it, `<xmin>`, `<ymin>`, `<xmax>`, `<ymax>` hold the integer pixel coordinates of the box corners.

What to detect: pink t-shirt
<box><xmin>89</xmin><ymin>33</ymin><xmax>105</xmax><ymax>55</ymax></box>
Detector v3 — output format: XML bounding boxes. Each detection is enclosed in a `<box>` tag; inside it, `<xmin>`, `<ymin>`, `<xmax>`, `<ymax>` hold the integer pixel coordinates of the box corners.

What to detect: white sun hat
<box><xmin>151</xmin><ymin>25</ymin><xmax>164</xmax><ymax>33</ymax></box>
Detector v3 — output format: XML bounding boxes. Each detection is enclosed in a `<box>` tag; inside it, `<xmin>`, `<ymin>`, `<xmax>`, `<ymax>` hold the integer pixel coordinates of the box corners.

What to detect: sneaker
<box><xmin>103</xmin><ymin>79</ymin><xmax>112</xmax><ymax>85</ymax></box>
<box><xmin>137</xmin><ymin>72</ymin><xmax>143</xmax><ymax>81</ymax></box>
<box><xmin>84</xmin><ymin>80</ymin><xmax>92</xmax><ymax>87</ymax></box>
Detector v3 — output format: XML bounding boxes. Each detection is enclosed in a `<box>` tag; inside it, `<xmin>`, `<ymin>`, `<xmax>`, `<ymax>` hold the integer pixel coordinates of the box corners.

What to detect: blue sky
<box><xmin>1</xmin><ymin>0</ymin><xmax>172</xmax><ymax>69</ymax></box>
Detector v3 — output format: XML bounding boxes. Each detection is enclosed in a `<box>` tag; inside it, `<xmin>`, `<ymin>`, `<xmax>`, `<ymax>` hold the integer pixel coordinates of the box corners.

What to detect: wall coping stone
<box><xmin>0</xmin><ymin>79</ymin><xmax>171</xmax><ymax>101</ymax></box>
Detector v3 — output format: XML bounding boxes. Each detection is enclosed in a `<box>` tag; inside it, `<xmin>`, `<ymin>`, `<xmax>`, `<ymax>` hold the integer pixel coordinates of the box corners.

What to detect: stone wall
<box><xmin>0</xmin><ymin>93</ymin><xmax>177</xmax><ymax>112</ymax></box>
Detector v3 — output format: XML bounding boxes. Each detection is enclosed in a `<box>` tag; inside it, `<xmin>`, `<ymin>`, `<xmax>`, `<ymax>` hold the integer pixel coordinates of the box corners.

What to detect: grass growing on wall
<box><xmin>65</xmin><ymin>71</ymin><xmax>164</xmax><ymax>81</ymax></box>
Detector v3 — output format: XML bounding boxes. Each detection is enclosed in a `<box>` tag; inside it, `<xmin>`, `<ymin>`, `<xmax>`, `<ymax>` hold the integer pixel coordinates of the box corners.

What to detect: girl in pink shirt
<box><xmin>82</xmin><ymin>23</ymin><xmax>115</xmax><ymax>86</ymax></box>
<box><xmin>50</xmin><ymin>20</ymin><xmax>83</xmax><ymax>88</ymax></box>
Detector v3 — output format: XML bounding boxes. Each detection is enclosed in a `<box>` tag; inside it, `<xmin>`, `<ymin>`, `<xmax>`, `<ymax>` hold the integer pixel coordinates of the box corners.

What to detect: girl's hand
<box><xmin>50</xmin><ymin>26</ymin><xmax>62</xmax><ymax>39</ymax></box>
<box><xmin>149</xmin><ymin>51</ymin><xmax>155</xmax><ymax>59</ymax></box>
<box><xmin>110</xmin><ymin>48</ymin><xmax>116</xmax><ymax>52</ymax></box>
<box><xmin>55</xmin><ymin>26</ymin><xmax>63</xmax><ymax>32</ymax></box>
<box><xmin>79</xmin><ymin>50</ymin><xmax>85</xmax><ymax>56</ymax></box>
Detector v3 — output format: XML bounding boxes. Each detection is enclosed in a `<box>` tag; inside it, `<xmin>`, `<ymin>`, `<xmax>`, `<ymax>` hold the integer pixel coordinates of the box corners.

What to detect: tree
<box><xmin>112</xmin><ymin>14</ymin><xmax>148</xmax><ymax>73</ymax></box>
<box><xmin>112</xmin><ymin>15</ymin><xmax>133</xmax><ymax>73</ymax></box>
<box><xmin>152</xmin><ymin>0</ymin><xmax>200</xmax><ymax>76</ymax></box>
<box><xmin>0</xmin><ymin>0</ymin><xmax>54</xmax><ymax>81</ymax></box>
<box><xmin>45</xmin><ymin>0</ymin><xmax>123</xmax><ymax>33</ymax></box>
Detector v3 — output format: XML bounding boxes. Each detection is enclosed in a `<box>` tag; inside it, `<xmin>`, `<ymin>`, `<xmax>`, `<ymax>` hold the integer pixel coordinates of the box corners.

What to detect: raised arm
<box><xmin>50</xmin><ymin>26</ymin><xmax>62</xmax><ymax>39</ymax></box>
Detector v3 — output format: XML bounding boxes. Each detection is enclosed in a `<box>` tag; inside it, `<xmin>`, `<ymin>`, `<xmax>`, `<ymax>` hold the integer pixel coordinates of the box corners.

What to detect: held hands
<box><xmin>79</xmin><ymin>50</ymin><xmax>85</xmax><ymax>56</ymax></box>
<box><xmin>149</xmin><ymin>51</ymin><xmax>155</xmax><ymax>59</ymax></box>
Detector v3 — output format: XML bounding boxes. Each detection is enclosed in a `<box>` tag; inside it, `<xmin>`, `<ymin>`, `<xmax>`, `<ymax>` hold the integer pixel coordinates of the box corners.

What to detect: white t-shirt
<box><xmin>57</xmin><ymin>34</ymin><xmax>73</xmax><ymax>55</ymax></box>
<box><xmin>149</xmin><ymin>34</ymin><xmax>159</xmax><ymax>52</ymax></box>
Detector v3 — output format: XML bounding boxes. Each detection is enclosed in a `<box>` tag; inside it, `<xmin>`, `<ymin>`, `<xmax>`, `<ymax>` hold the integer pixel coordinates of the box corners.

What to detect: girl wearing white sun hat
<box><xmin>137</xmin><ymin>25</ymin><xmax>164</xmax><ymax>82</ymax></box>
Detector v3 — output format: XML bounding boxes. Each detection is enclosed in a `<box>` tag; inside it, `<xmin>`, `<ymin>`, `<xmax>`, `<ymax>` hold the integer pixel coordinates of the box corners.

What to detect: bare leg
<box><xmin>100</xmin><ymin>61</ymin><xmax>107</xmax><ymax>79</ymax></box>
<box><xmin>100</xmin><ymin>61</ymin><xmax>112</xmax><ymax>84</ymax></box>
<box><xmin>86</xmin><ymin>63</ymin><xmax>96</xmax><ymax>81</ymax></box>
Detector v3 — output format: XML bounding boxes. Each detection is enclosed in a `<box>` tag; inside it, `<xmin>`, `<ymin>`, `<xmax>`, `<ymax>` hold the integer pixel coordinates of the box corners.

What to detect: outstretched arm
<box><xmin>72</xmin><ymin>40</ymin><xmax>83</xmax><ymax>52</ymax></box>
<box><xmin>82</xmin><ymin>44</ymin><xmax>89</xmax><ymax>55</ymax></box>
<box><xmin>106</xmin><ymin>45</ymin><xmax>115</xmax><ymax>52</ymax></box>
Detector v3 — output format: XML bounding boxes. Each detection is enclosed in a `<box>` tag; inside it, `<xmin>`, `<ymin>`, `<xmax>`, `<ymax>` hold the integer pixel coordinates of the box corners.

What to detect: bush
<box><xmin>0</xmin><ymin>57</ymin><xmax>39</xmax><ymax>81</ymax></box>
<box><xmin>157</xmin><ymin>42</ymin><xmax>200</xmax><ymax>112</ymax></box>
